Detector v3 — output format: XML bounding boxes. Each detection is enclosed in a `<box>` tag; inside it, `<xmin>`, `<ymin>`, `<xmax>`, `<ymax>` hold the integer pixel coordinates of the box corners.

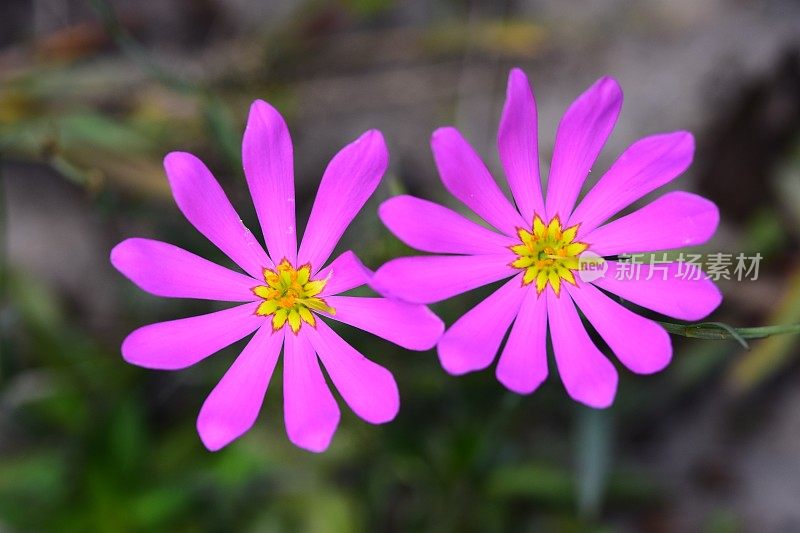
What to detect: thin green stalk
<box><xmin>659</xmin><ymin>321</ymin><xmax>800</xmax><ymax>349</ymax></box>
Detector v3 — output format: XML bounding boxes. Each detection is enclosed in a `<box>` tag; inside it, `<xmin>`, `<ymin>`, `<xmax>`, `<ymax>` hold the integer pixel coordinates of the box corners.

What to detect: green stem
<box><xmin>659</xmin><ymin>321</ymin><xmax>800</xmax><ymax>349</ymax></box>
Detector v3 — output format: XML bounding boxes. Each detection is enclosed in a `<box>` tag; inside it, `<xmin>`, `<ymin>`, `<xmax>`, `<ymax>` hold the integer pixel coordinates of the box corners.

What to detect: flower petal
<box><xmin>242</xmin><ymin>100</ymin><xmax>298</xmax><ymax>264</ymax></box>
<box><xmin>567</xmin><ymin>283</ymin><xmax>671</xmax><ymax>374</ymax></box>
<box><xmin>496</xmin><ymin>286</ymin><xmax>548</xmax><ymax>394</ymax></box>
<box><xmin>197</xmin><ymin>326</ymin><xmax>284</xmax><ymax>451</ymax></box>
<box><xmin>585</xmin><ymin>192</ymin><xmax>719</xmax><ymax>256</ymax></box>
<box><xmin>306</xmin><ymin>319</ymin><xmax>399</xmax><ymax>424</ymax></box>
<box><xmin>324</xmin><ymin>296</ymin><xmax>443</xmax><ymax>350</ymax></box>
<box><xmin>431</xmin><ymin>127</ymin><xmax>526</xmax><ymax>235</ymax></box>
<box><xmin>317</xmin><ymin>250</ymin><xmax>372</xmax><ymax>297</ymax></box>
<box><xmin>592</xmin><ymin>261</ymin><xmax>722</xmax><ymax>321</ymax></box>
<box><xmin>547</xmin><ymin>289</ymin><xmax>618</xmax><ymax>408</ymax></box>
<box><xmin>283</xmin><ymin>331</ymin><xmax>340</xmax><ymax>452</ymax></box>
<box><xmin>372</xmin><ymin>254</ymin><xmax>515</xmax><ymax>304</ymax></box>
<box><xmin>545</xmin><ymin>77</ymin><xmax>623</xmax><ymax>221</ymax></box>
<box><xmin>297</xmin><ymin>130</ymin><xmax>388</xmax><ymax>271</ymax></box>
<box><xmin>437</xmin><ymin>275</ymin><xmax>526</xmax><ymax>375</ymax></box>
<box><xmin>122</xmin><ymin>302</ymin><xmax>263</xmax><ymax>370</ymax></box>
<box><xmin>163</xmin><ymin>152</ymin><xmax>272</xmax><ymax>279</ymax></box>
<box><xmin>569</xmin><ymin>132</ymin><xmax>695</xmax><ymax>234</ymax></box>
<box><xmin>379</xmin><ymin>195</ymin><xmax>514</xmax><ymax>255</ymax></box>
<box><xmin>111</xmin><ymin>238</ymin><xmax>257</xmax><ymax>301</ymax></box>
<box><xmin>497</xmin><ymin>68</ymin><xmax>545</xmax><ymax>221</ymax></box>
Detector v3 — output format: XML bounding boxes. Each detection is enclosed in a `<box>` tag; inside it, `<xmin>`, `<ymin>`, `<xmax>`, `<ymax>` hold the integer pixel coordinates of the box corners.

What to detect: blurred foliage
<box><xmin>2</xmin><ymin>0</ymin><xmax>800</xmax><ymax>531</ymax></box>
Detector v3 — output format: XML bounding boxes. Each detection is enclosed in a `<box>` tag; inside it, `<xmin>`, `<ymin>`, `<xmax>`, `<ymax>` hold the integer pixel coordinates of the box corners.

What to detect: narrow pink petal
<box><xmin>592</xmin><ymin>261</ymin><xmax>722</xmax><ymax>321</ymax></box>
<box><xmin>122</xmin><ymin>303</ymin><xmax>263</xmax><ymax>370</ymax></box>
<box><xmin>585</xmin><ymin>192</ymin><xmax>719</xmax><ymax>256</ymax></box>
<box><xmin>283</xmin><ymin>331</ymin><xmax>340</xmax><ymax>452</ymax></box>
<box><xmin>437</xmin><ymin>275</ymin><xmax>526</xmax><ymax>375</ymax></box>
<box><xmin>567</xmin><ymin>283</ymin><xmax>671</xmax><ymax>374</ymax></box>
<box><xmin>379</xmin><ymin>195</ymin><xmax>514</xmax><ymax>255</ymax></box>
<box><xmin>242</xmin><ymin>100</ymin><xmax>297</xmax><ymax>264</ymax></box>
<box><xmin>317</xmin><ymin>250</ymin><xmax>372</xmax><ymax>297</ymax></box>
<box><xmin>569</xmin><ymin>132</ymin><xmax>695</xmax><ymax>234</ymax></box>
<box><xmin>111</xmin><ymin>238</ymin><xmax>257</xmax><ymax>302</ymax></box>
<box><xmin>324</xmin><ymin>296</ymin><xmax>444</xmax><ymax>350</ymax></box>
<box><xmin>163</xmin><ymin>152</ymin><xmax>272</xmax><ymax>279</ymax></box>
<box><xmin>372</xmin><ymin>254</ymin><xmax>515</xmax><ymax>304</ymax></box>
<box><xmin>298</xmin><ymin>130</ymin><xmax>388</xmax><ymax>272</ymax></box>
<box><xmin>306</xmin><ymin>319</ymin><xmax>399</xmax><ymax>424</ymax></box>
<box><xmin>545</xmin><ymin>77</ymin><xmax>623</xmax><ymax>221</ymax></box>
<box><xmin>496</xmin><ymin>287</ymin><xmax>548</xmax><ymax>394</ymax></box>
<box><xmin>497</xmin><ymin>68</ymin><xmax>545</xmax><ymax>221</ymax></box>
<box><xmin>431</xmin><ymin>127</ymin><xmax>526</xmax><ymax>235</ymax></box>
<box><xmin>197</xmin><ymin>326</ymin><xmax>284</xmax><ymax>451</ymax></box>
<box><xmin>547</xmin><ymin>289</ymin><xmax>618</xmax><ymax>408</ymax></box>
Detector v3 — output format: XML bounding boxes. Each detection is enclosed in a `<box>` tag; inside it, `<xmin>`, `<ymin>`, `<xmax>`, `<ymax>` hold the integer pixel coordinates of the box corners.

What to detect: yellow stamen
<box><xmin>510</xmin><ymin>215</ymin><xmax>589</xmax><ymax>296</ymax></box>
<box><xmin>253</xmin><ymin>259</ymin><xmax>335</xmax><ymax>333</ymax></box>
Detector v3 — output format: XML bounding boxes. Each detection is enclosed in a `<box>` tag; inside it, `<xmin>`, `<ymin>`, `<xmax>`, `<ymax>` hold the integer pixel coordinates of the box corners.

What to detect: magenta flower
<box><xmin>111</xmin><ymin>101</ymin><xmax>443</xmax><ymax>452</ymax></box>
<box><xmin>373</xmin><ymin>69</ymin><xmax>722</xmax><ymax>408</ymax></box>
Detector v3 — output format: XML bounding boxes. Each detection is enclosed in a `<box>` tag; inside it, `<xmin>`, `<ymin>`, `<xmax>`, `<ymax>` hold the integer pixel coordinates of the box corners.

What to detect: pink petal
<box><xmin>431</xmin><ymin>127</ymin><xmax>526</xmax><ymax>235</ymax></box>
<box><xmin>585</xmin><ymin>192</ymin><xmax>719</xmax><ymax>256</ymax></box>
<box><xmin>324</xmin><ymin>296</ymin><xmax>444</xmax><ymax>350</ymax></box>
<box><xmin>242</xmin><ymin>100</ymin><xmax>298</xmax><ymax>264</ymax></box>
<box><xmin>372</xmin><ymin>254</ymin><xmax>515</xmax><ymax>304</ymax></box>
<box><xmin>163</xmin><ymin>152</ymin><xmax>272</xmax><ymax>279</ymax></box>
<box><xmin>437</xmin><ymin>275</ymin><xmax>526</xmax><ymax>375</ymax></box>
<box><xmin>496</xmin><ymin>287</ymin><xmax>548</xmax><ymax>394</ymax></box>
<box><xmin>545</xmin><ymin>77</ymin><xmax>623</xmax><ymax>221</ymax></box>
<box><xmin>567</xmin><ymin>283</ymin><xmax>671</xmax><ymax>374</ymax></box>
<box><xmin>547</xmin><ymin>289</ymin><xmax>618</xmax><ymax>408</ymax></box>
<box><xmin>297</xmin><ymin>130</ymin><xmax>388</xmax><ymax>272</ymax></box>
<box><xmin>196</xmin><ymin>326</ymin><xmax>284</xmax><ymax>451</ymax></box>
<box><xmin>122</xmin><ymin>302</ymin><xmax>263</xmax><ymax>370</ymax></box>
<box><xmin>379</xmin><ymin>195</ymin><xmax>514</xmax><ymax>255</ymax></box>
<box><xmin>306</xmin><ymin>319</ymin><xmax>399</xmax><ymax>424</ymax></box>
<box><xmin>283</xmin><ymin>331</ymin><xmax>340</xmax><ymax>452</ymax></box>
<box><xmin>316</xmin><ymin>250</ymin><xmax>372</xmax><ymax>297</ymax></box>
<box><xmin>111</xmin><ymin>238</ymin><xmax>257</xmax><ymax>301</ymax></box>
<box><xmin>592</xmin><ymin>261</ymin><xmax>722</xmax><ymax>321</ymax></box>
<box><xmin>497</xmin><ymin>68</ymin><xmax>545</xmax><ymax>221</ymax></box>
<box><xmin>569</xmin><ymin>132</ymin><xmax>695</xmax><ymax>234</ymax></box>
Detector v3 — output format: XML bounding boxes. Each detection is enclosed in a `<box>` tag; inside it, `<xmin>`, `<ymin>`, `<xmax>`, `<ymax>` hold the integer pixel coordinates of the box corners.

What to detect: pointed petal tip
<box><xmin>507</xmin><ymin>67</ymin><xmax>530</xmax><ymax>86</ymax></box>
<box><xmin>431</xmin><ymin>126</ymin><xmax>458</xmax><ymax>143</ymax></box>
<box><xmin>108</xmin><ymin>239</ymin><xmax>129</xmax><ymax>270</ymax></box>
<box><xmin>248</xmin><ymin>98</ymin><xmax>284</xmax><ymax>122</ymax></box>
<box><xmin>197</xmin><ymin>421</ymin><xmax>233</xmax><ymax>452</ymax></box>
<box><xmin>596</xmin><ymin>75</ymin><xmax>622</xmax><ymax>89</ymax></box>
<box><xmin>245</xmin><ymin>100</ymin><xmax>292</xmax><ymax>150</ymax></box>
<box><xmin>403</xmin><ymin>306</ymin><xmax>445</xmax><ymax>351</ymax></box>
<box><xmin>287</xmin><ymin>421</ymin><xmax>339</xmax><ymax>453</ymax></box>
<box><xmin>355</xmin><ymin>129</ymin><xmax>389</xmax><ymax>160</ymax></box>
<box><xmin>571</xmin><ymin>377</ymin><xmax>618</xmax><ymax>409</ymax></box>
<box><xmin>585</xmin><ymin>75</ymin><xmax>624</xmax><ymax>104</ymax></box>
<box><xmin>496</xmin><ymin>364</ymin><xmax>548</xmax><ymax>395</ymax></box>
<box><xmin>694</xmin><ymin>281</ymin><xmax>723</xmax><ymax>320</ymax></box>
<box><xmin>162</xmin><ymin>150</ymin><xmax>198</xmax><ymax>170</ymax></box>
<box><xmin>359</xmin><ymin>128</ymin><xmax>384</xmax><ymax>142</ymax></box>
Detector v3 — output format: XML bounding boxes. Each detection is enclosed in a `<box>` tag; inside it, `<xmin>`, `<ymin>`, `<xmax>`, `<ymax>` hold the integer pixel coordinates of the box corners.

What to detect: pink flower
<box><xmin>373</xmin><ymin>69</ymin><xmax>722</xmax><ymax>408</ymax></box>
<box><xmin>111</xmin><ymin>100</ymin><xmax>443</xmax><ymax>452</ymax></box>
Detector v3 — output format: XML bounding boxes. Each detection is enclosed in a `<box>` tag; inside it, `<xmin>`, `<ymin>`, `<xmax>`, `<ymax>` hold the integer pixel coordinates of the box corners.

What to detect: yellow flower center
<box><xmin>510</xmin><ymin>215</ymin><xmax>588</xmax><ymax>296</ymax></box>
<box><xmin>253</xmin><ymin>259</ymin><xmax>335</xmax><ymax>334</ymax></box>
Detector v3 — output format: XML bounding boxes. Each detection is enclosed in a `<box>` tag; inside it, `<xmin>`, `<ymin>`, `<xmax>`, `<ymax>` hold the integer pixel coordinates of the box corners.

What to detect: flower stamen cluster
<box><xmin>510</xmin><ymin>215</ymin><xmax>588</xmax><ymax>295</ymax></box>
<box><xmin>253</xmin><ymin>259</ymin><xmax>335</xmax><ymax>333</ymax></box>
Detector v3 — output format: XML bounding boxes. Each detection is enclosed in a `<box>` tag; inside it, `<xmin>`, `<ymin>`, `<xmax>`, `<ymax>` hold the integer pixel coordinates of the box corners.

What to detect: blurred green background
<box><xmin>2</xmin><ymin>0</ymin><xmax>800</xmax><ymax>531</ymax></box>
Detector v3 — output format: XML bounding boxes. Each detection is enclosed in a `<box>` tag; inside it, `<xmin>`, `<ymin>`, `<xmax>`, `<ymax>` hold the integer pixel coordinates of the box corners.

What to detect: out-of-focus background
<box><xmin>2</xmin><ymin>0</ymin><xmax>800</xmax><ymax>531</ymax></box>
